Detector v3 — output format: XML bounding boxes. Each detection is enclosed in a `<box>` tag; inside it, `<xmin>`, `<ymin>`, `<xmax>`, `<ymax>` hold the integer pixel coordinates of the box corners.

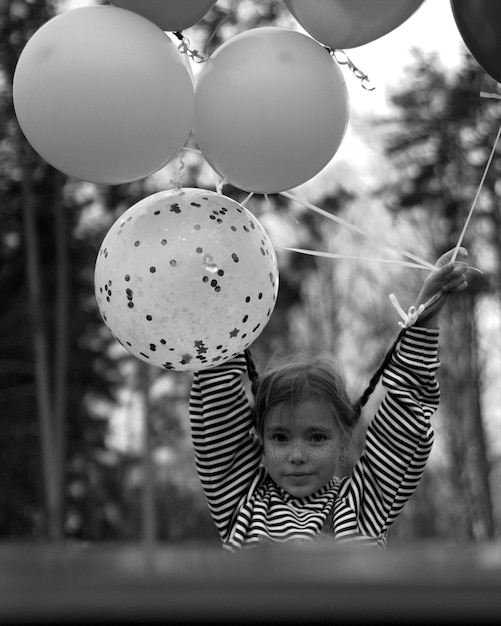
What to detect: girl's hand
<box><xmin>416</xmin><ymin>247</ymin><xmax>469</xmax><ymax>327</ymax></box>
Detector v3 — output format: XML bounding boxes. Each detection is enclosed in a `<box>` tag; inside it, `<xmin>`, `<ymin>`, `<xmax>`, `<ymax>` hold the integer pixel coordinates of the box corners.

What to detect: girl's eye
<box><xmin>310</xmin><ymin>433</ymin><xmax>327</xmax><ymax>443</ymax></box>
<box><xmin>271</xmin><ymin>433</ymin><xmax>288</xmax><ymax>443</ymax></box>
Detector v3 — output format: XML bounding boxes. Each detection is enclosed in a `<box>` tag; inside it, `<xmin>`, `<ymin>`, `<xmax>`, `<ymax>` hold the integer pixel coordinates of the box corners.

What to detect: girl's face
<box><xmin>262</xmin><ymin>399</ymin><xmax>343</xmax><ymax>498</ymax></box>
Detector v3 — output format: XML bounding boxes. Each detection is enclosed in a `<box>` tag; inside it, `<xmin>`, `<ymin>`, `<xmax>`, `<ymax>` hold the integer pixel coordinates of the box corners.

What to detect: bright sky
<box><xmin>340</xmin><ymin>0</ymin><xmax>465</xmax><ymax>112</ymax></box>
<box><xmin>289</xmin><ymin>0</ymin><xmax>467</xmax><ymax>199</ymax></box>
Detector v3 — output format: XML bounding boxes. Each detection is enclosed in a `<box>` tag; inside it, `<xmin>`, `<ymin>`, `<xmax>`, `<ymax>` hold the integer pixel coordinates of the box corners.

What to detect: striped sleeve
<box><xmin>338</xmin><ymin>326</ymin><xmax>439</xmax><ymax>544</ymax></box>
<box><xmin>189</xmin><ymin>355</ymin><xmax>263</xmax><ymax>542</ymax></box>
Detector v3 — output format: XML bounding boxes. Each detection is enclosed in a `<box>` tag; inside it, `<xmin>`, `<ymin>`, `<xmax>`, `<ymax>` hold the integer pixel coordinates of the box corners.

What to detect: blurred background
<box><xmin>0</xmin><ymin>0</ymin><xmax>499</xmax><ymax>549</ymax></box>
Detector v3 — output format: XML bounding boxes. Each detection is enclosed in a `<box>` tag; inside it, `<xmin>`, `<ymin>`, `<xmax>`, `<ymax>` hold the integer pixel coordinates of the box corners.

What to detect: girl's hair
<box><xmin>352</xmin><ymin>327</ymin><xmax>405</xmax><ymax>417</ymax></box>
<box><xmin>245</xmin><ymin>351</ymin><xmax>357</xmax><ymax>440</ymax></box>
<box><xmin>245</xmin><ymin>327</ymin><xmax>406</xmax><ymax>437</ymax></box>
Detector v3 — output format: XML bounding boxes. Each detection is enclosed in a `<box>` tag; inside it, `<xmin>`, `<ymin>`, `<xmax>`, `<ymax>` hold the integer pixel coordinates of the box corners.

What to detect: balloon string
<box><xmin>276</xmin><ymin>246</ymin><xmax>430</xmax><ymax>269</ymax></box>
<box><xmin>241</xmin><ymin>192</ymin><xmax>254</xmax><ymax>207</ymax></box>
<box><xmin>451</xmin><ymin>107</ymin><xmax>501</xmax><ymax>262</ymax></box>
<box><xmin>170</xmin><ymin>147</ymin><xmax>186</xmax><ymax>190</ymax></box>
<box><xmin>389</xmin><ymin>293</ymin><xmax>427</xmax><ymax>328</ymax></box>
<box><xmin>174</xmin><ymin>31</ymin><xmax>208</xmax><ymax>63</ymax></box>
<box><xmin>279</xmin><ymin>191</ymin><xmax>435</xmax><ymax>270</ymax></box>
<box><xmin>330</xmin><ymin>49</ymin><xmax>375</xmax><ymax>91</ymax></box>
<box><xmin>215</xmin><ymin>175</ymin><xmax>225</xmax><ymax>194</ymax></box>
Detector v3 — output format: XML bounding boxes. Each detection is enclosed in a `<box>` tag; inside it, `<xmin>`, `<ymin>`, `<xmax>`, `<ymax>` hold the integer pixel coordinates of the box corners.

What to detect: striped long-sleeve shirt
<box><xmin>189</xmin><ymin>327</ymin><xmax>439</xmax><ymax>551</ymax></box>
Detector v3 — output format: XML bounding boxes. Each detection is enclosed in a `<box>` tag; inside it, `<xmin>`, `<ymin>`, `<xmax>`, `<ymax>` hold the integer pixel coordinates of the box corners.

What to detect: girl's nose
<box><xmin>289</xmin><ymin>441</ymin><xmax>306</xmax><ymax>463</ymax></box>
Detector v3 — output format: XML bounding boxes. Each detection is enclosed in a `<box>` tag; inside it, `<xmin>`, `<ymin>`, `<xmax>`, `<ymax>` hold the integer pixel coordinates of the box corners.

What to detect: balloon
<box><xmin>111</xmin><ymin>0</ymin><xmax>217</xmax><ymax>32</ymax></box>
<box><xmin>451</xmin><ymin>0</ymin><xmax>501</xmax><ymax>83</ymax></box>
<box><xmin>94</xmin><ymin>188</ymin><xmax>279</xmax><ymax>371</ymax></box>
<box><xmin>13</xmin><ymin>6</ymin><xmax>194</xmax><ymax>184</ymax></box>
<box><xmin>194</xmin><ymin>27</ymin><xmax>349</xmax><ymax>194</ymax></box>
<box><xmin>285</xmin><ymin>0</ymin><xmax>424</xmax><ymax>49</ymax></box>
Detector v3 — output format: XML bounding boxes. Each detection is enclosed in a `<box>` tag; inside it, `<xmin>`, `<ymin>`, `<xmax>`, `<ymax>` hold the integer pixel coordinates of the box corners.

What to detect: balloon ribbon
<box><xmin>451</xmin><ymin>95</ymin><xmax>501</xmax><ymax>261</ymax></box>
<box><xmin>280</xmin><ymin>191</ymin><xmax>435</xmax><ymax>270</ymax></box>
<box><xmin>276</xmin><ymin>247</ymin><xmax>430</xmax><ymax>270</ymax></box>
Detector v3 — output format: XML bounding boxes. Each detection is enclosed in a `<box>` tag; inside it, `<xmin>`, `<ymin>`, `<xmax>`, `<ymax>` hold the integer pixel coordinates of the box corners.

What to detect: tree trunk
<box><xmin>441</xmin><ymin>294</ymin><xmax>495</xmax><ymax>539</ymax></box>
<box><xmin>52</xmin><ymin>171</ymin><xmax>68</xmax><ymax>538</ymax></box>
<box><xmin>21</xmin><ymin>147</ymin><xmax>63</xmax><ymax>540</ymax></box>
<box><xmin>138</xmin><ymin>362</ymin><xmax>157</xmax><ymax>570</ymax></box>
<box><xmin>466</xmin><ymin>297</ymin><xmax>495</xmax><ymax>538</ymax></box>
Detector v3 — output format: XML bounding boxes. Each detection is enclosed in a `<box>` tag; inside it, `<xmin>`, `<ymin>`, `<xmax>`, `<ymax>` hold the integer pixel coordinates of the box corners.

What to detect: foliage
<box><xmin>0</xmin><ymin>0</ymin><xmax>123</xmax><ymax>538</ymax></box>
<box><xmin>379</xmin><ymin>49</ymin><xmax>499</xmax><ymax>540</ymax></box>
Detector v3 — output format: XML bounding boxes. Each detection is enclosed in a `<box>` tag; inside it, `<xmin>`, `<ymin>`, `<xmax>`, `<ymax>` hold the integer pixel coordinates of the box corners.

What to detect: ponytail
<box><xmin>244</xmin><ymin>347</ymin><xmax>260</xmax><ymax>397</ymax></box>
<box><xmin>352</xmin><ymin>327</ymin><xmax>406</xmax><ymax>419</ymax></box>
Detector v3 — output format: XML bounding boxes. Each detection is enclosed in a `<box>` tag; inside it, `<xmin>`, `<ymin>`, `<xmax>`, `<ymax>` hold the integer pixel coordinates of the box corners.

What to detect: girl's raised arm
<box><xmin>189</xmin><ymin>355</ymin><xmax>263</xmax><ymax>542</ymax></box>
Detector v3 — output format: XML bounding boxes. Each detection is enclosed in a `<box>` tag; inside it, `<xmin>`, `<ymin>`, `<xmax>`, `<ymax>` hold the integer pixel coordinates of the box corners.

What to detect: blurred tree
<box><xmin>0</xmin><ymin>0</ymin><xmax>121</xmax><ymax>540</ymax></box>
<box><xmin>1</xmin><ymin>0</ymin><xmax>63</xmax><ymax>539</ymax></box>
<box><xmin>380</xmin><ymin>49</ymin><xmax>499</xmax><ymax>540</ymax></box>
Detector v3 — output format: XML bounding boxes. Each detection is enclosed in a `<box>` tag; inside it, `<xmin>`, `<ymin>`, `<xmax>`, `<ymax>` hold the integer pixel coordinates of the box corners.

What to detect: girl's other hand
<box><xmin>416</xmin><ymin>247</ymin><xmax>469</xmax><ymax>327</ymax></box>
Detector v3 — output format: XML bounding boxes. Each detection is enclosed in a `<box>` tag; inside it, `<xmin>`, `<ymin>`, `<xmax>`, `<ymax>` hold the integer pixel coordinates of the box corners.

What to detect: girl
<box><xmin>189</xmin><ymin>248</ymin><xmax>469</xmax><ymax>550</ymax></box>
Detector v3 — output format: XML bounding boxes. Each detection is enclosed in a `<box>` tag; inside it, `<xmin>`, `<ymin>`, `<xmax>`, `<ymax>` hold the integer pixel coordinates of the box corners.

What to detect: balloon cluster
<box><xmin>11</xmin><ymin>2</ymin><xmax>346</xmax><ymax>192</ymax></box>
<box><xmin>12</xmin><ymin>1</ymin><xmax>429</xmax><ymax>370</ymax></box>
<box><xmin>12</xmin><ymin>0</ymin><xmax>426</xmax><ymax>191</ymax></box>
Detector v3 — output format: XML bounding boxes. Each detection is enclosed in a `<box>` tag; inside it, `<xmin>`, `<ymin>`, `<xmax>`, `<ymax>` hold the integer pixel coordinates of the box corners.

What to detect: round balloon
<box><xmin>13</xmin><ymin>6</ymin><xmax>194</xmax><ymax>184</ymax></box>
<box><xmin>111</xmin><ymin>0</ymin><xmax>217</xmax><ymax>32</ymax></box>
<box><xmin>285</xmin><ymin>0</ymin><xmax>424</xmax><ymax>49</ymax></box>
<box><xmin>94</xmin><ymin>188</ymin><xmax>279</xmax><ymax>371</ymax></box>
<box><xmin>194</xmin><ymin>27</ymin><xmax>349</xmax><ymax>194</ymax></box>
<box><xmin>451</xmin><ymin>0</ymin><xmax>501</xmax><ymax>83</ymax></box>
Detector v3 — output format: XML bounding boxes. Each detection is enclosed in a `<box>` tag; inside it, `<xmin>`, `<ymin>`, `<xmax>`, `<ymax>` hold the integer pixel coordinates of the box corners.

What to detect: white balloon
<box><xmin>94</xmin><ymin>188</ymin><xmax>279</xmax><ymax>370</ymax></box>
<box><xmin>13</xmin><ymin>6</ymin><xmax>194</xmax><ymax>184</ymax></box>
<box><xmin>194</xmin><ymin>27</ymin><xmax>349</xmax><ymax>194</ymax></box>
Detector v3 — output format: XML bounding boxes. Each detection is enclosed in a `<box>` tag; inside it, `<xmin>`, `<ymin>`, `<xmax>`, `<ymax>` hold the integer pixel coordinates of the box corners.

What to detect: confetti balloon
<box><xmin>13</xmin><ymin>6</ymin><xmax>194</xmax><ymax>184</ymax></box>
<box><xmin>110</xmin><ymin>0</ymin><xmax>217</xmax><ymax>32</ymax></box>
<box><xmin>94</xmin><ymin>188</ymin><xmax>279</xmax><ymax>371</ymax></box>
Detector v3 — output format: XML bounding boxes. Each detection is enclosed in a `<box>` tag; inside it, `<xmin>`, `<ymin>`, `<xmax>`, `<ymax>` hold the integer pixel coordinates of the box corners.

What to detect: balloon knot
<box><xmin>330</xmin><ymin>49</ymin><xmax>375</xmax><ymax>91</ymax></box>
<box><xmin>177</xmin><ymin>33</ymin><xmax>207</xmax><ymax>63</ymax></box>
<box><xmin>170</xmin><ymin>147</ymin><xmax>186</xmax><ymax>190</ymax></box>
<box><xmin>389</xmin><ymin>293</ymin><xmax>425</xmax><ymax>328</ymax></box>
